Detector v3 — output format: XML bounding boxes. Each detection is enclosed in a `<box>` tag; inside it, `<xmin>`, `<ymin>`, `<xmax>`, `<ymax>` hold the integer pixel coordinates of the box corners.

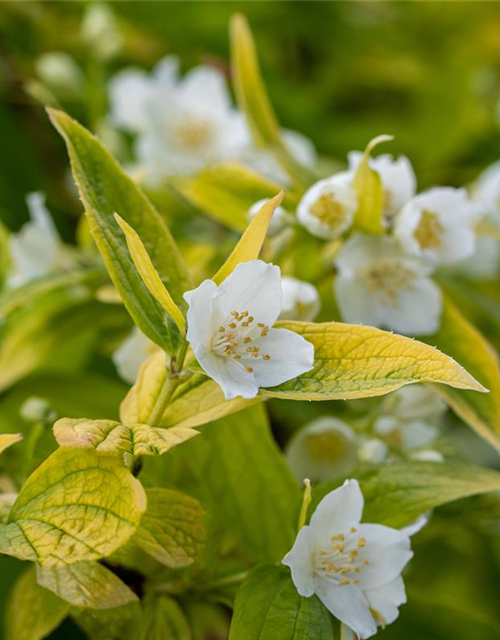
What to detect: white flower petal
<box><xmin>112</xmin><ymin>327</ymin><xmax>153</xmax><ymax>384</ymax></box>
<box><xmin>184</xmin><ymin>278</ymin><xmax>219</xmax><ymax>358</ymax></box>
<box><xmin>108</xmin><ymin>69</ymin><xmax>152</xmax><ymax>132</ymax></box>
<box><xmin>315</xmin><ymin>578</ymin><xmax>377</xmax><ymax>640</ymax></box>
<box><xmin>213</xmin><ymin>260</ymin><xmax>282</xmax><ymax>327</ymax></box>
<box><xmin>400</xmin><ymin>514</ymin><xmax>429</xmax><ymax>537</ymax></box>
<box><xmin>364</xmin><ymin>575</ymin><xmax>406</xmax><ymax>627</ymax></box>
<box><xmin>282</xmin><ymin>525</ymin><xmax>315</xmax><ymax>597</ymax></box>
<box><xmin>248</xmin><ymin>199</ymin><xmax>287</xmax><ymax>236</ymax></box>
<box><xmin>284</xmin><ymin>129</ymin><xmax>318</xmax><ymax>168</ymax></box>
<box><xmin>196</xmin><ymin>351</ymin><xmax>259</xmax><ymax>400</ymax></box>
<box><xmin>334</xmin><ymin>276</ymin><xmax>382</xmax><ymax>328</ymax></box>
<box><xmin>280</xmin><ymin>276</ymin><xmax>321</xmax><ymax>321</ymax></box>
<box><xmin>354</xmin><ymin>524</ymin><xmax>413</xmax><ymax>589</ymax></box>
<box><xmin>251</xmin><ymin>327</ymin><xmax>314</xmax><ymax>389</ymax></box>
<box><xmin>310</xmin><ymin>479</ymin><xmax>364</xmax><ymax>546</ymax></box>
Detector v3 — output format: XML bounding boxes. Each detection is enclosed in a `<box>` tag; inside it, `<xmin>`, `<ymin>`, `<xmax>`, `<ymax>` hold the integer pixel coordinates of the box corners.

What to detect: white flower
<box><xmin>334</xmin><ymin>233</ymin><xmax>442</xmax><ymax>336</ymax></box>
<box><xmin>283</xmin><ymin>479</ymin><xmax>423</xmax><ymax>639</ymax></box>
<box><xmin>112</xmin><ymin>327</ymin><xmax>155</xmax><ymax>384</ymax></box>
<box><xmin>348</xmin><ymin>152</ymin><xmax>416</xmax><ymax>220</ymax></box>
<box><xmin>8</xmin><ymin>193</ymin><xmax>60</xmax><ymax>287</ymax></box>
<box><xmin>394</xmin><ymin>187</ymin><xmax>477</xmax><ymax>266</ymax></box>
<box><xmin>280</xmin><ymin>276</ymin><xmax>321</xmax><ymax>321</ymax></box>
<box><xmin>374</xmin><ymin>415</ymin><xmax>438</xmax><ymax>451</ymax></box>
<box><xmin>409</xmin><ymin>449</ymin><xmax>444</xmax><ymax>462</ymax></box>
<box><xmin>285</xmin><ymin>417</ymin><xmax>358</xmax><ymax>483</ymax></box>
<box><xmin>358</xmin><ymin>438</ymin><xmax>388</xmax><ymax>464</ymax></box>
<box><xmin>184</xmin><ymin>260</ymin><xmax>314</xmax><ymax>400</ymax></box>
<box><xmin>297</xmin><ymin>172</ymin><xmax>357</xmax><ymax>240</ymax></box>
<box><xmin>248</xmin><ymin>199</ymin><xmax>288</xmax><ymax>236</ymax></box>
<box><xmin>471</xmin><ymin>161</ymin><xmax>500</xmax><ymax>220</ymax></box>
<box><xmin>382</xmin><ymin>386</ymin><xmax>447</xmax><ymax>422</ymax></box>
<box><xmin>109</xmin><ymin>57</ymin><xmax>247</xmax><ymax>180</ymax></box>
<box><xmin>36</xmin><ymin>52</ymin><xmax>84</xmax><ymax>94</ymax></box>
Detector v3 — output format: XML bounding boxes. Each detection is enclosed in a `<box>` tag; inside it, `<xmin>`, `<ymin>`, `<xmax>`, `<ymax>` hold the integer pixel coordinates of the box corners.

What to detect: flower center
<box><xmin>211</xmin><ymin>310</ymin><xmax>271</xmax><ymax>373</ymax></box>
<box><xmin>414</xmin><ymin>209</ymin><xmax>444</xmax><ymax>250</ymax></box>
<box><xmin>172</xmin><ymin>116</ymin><xmax>214</xmax><ymax>151</ymax></box>
<box><xmin>315</xmin><ymin>528</ymin><xmax>370</xmax><ymax>587</ymax></box>
<box><xmin>310</xmin><ymin>193</ymin><xmax>348</xmax><ymax>231</ymax></box>
<box><xmin>307</xmin><ymin>431</ymin><xmax>348</xmax><ymax>464</ymax></box>
<box><xmin>365</xmin><ymin>260</ymin><xmax>416</xmax><ymax>306</ymax></box>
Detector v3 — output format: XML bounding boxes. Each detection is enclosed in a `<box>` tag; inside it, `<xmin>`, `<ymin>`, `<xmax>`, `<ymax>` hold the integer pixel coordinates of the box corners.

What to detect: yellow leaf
<box><xmin>424</xmin><ymin>296</ymin><xmax>500</xmax><ymax>454</ymax></box>
<box><xmin>262</xmin><ymin>320</ymin><xmax>486</xmax><ymax>400</ymax></box>
<box><xmin>353</xmin><ymin>134</ymin><xmax>394</xmax><ymax>235</ymax></box>
<box><xmin>0</xmin><ymin>434</ymin><xmax>22</xmax><ymax>455</ymax></box>
<box><xmin>114</xmin><ymin>213</ymin><xmax>186</xmax><ymax>334</ymax></box>
<box><xmin>212</xmin><ymin>191</ymin><xmax>284</xmax><ymax>285</ymax></box>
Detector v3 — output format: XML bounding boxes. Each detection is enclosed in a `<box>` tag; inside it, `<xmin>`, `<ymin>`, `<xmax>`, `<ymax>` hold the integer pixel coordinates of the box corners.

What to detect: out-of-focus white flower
<box><xmin>297</xmin><ymin>172</ymin><xmax>357</xmax><ymax>240</ymax></box>
<box><xmin>247</xmin><ymin>199</ymin><xmax>288</xmax><ymax>236</ymax></box>
<box><xmin>8</xmin><ymin>193</ymin><xmax>60</xmax><ymax>287</ymax></box>
<box><xmin>395</xmin><ymin>187</ymin><xmax>477</xmax><ymax>266</ymax></box>
<box><xmin>374</xmin><ymin>415</ymin><xmax>438</xmax><ymax>451</ymax></box>
<box><xmin>348</xmin><ymin>152</ymin><xmax>416</xmax><ymax>220</ymax></box>
<box><xmin>285</xmin><ymin>417</ymin><xmax>358</xmax><ymax>483</ymax></box>
<box><xmin>283</xmin><ymin>479</ymin><xmax>424</xmax><ymax>639</ymax></box>
<box><xmin>36</xmin><ymin>52</ymin><xmax>84</xmax><ymax>94</ymax></box>
<box><xmin>471</xmin><ymin>161</ymin><xmax>500</xmax><ymax>220</ymax></box>
<box><xmin>109</xmin><ymin>57</ymin><xmax>247</xmax><ymax>179</ymax></box>
<box><xmin>113</xmin><ymin>327</ymin><xmax>155</xmax><ymax>385</ymax></box>
<box><xmin>452</xmin><ymin>237</ymin><xmax>500</xmax><ymax>280</ymax></box>
<box><xmin>382</xmin><ymin>386</ymin><xmax>447</xmax><ymax>422</ymax></box>
<box><xmin>19</xmin><ymin>397</ymin><xmax>54</xmax><ymax>422</ymax></box>
<box><xmin>358</xmin><ymin>437</ymin><xmax>388</xmax><ymax>464</ymax></box>
<box><xmin>334</xmin><ymin>233</ymin><xmax>442</xmax><ymax>336</ymax></box>
<box><xmin>409</xmin><ymin>449</ymin><xmax>444</xmax><ymax>462</ymax></box>
<box><xmin>184</xmin><ymin>260</ymin><xmax>314</xmax><ymax>400</ymax></box>
<box><xmin>81</xmin><ymin>3</ymin><xmax>122</xmax><ymax>61</ymax></box>
<box><xmin>279</xmin><ymin>276</ymin><xmax>321</xmax><ymax>321</ymax></box>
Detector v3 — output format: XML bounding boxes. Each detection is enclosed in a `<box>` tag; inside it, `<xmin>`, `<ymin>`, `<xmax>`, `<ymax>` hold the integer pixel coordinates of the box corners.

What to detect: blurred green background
<box><xmin>1</xmin><ymin>3</ymin><xmax>500</xmax><ymax>639</ymax></box>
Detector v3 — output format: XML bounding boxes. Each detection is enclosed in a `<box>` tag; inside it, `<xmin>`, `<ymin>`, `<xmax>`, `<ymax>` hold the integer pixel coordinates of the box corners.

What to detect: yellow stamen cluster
<box><xmin>365</xmin><ymin>260</ymin><xmax>416</xmax><ymax>307</ymax></box>
<box><xmin>212</xmin><ymin>309</ymin><xmax>271</xmax><ymax>369</ymax></box>
<box><xmin>414</xmin><ymin>209</ymin><xmax>444</xmax><ymax>250</ymax></box>
<box><xmin>317</xmin><ymin>529</ymin><xmax>370</xmax><ymax>587</ymax></box>
<box><xmin>310</xmin><ymin>193</ymin><xmax>347</xmax><ymax>231</ymax></box>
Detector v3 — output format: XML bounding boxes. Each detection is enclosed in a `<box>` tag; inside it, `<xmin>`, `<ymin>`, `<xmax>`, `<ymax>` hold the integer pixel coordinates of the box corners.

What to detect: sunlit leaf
<box><xmin>0</xmin><ymin>433</ymin><xmax>22</xmax><ymax>455</ymax></box>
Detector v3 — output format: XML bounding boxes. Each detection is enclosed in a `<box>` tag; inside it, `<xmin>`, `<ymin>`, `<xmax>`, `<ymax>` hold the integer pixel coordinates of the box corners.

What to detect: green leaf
<box><xmin>230</xmin><ymin>14</ymin><xmax>315</xmax><ymax>190</ymax></box>
<box><xmin>0</xmin><ymin>433</ymin><xmax>22</xmax><ymax>455</ymax></box>
<box><xmin>0</xmin><ymin>219</ymin><xmax>11</xmax><ymax>289</ymax></box>
<box><xmin>423</xmin><ymin>297</ymin><xmax>500</xmax><ymax>453</ymax></box>
<box><xmin>230</xmin><ymin>565</ymin><xmax>338</xmax><ymax>640</ymax></box>
<box><xmin>213</xmin><ymin>191</ymin><xmax>284</xmax><ymax>284</ymax></box>
<box><xmin>352</xmin><ymin>135</ymin><xmax>393</xmax><ymax>235</ymax></box>
<box><xmin>48</xmin><ymin>108</ymin><xmax>192</xmax><ymax>351</ymax></box>
<box><xmin>0</xmin><ymin>269</ymin><xmax>106</xmax><ymax>392</ymax></box>
<box><xmin>132</xmin><ymin>595</ymin><xmax>191</xmax><ymax>640</ymax></box>
<box><xmin>263</xmin><ymin>320</ymin><xmax>485</xmax><ymax>400</ymax></box>
<box><xmin>120</xmin><ymin>351</ymin><xmax>258</xmax><ymax>429</ymax></box>
<box><xmin>53</xmin><ymin>418</ymin><xmax>198</xmax><ymax>457</ymax></box>
<box><xmin>142</xmin><ymin>405</ymin><xmax>300</xmax><ymax>564</ymax></box>
<box><xmin>359</xmin><ymin>461</ymin><xmax>500</xmax><ymax>528</ymax></box>
<box><xmin>5</xmin><ymin>566</ymin><xmax>69</xmax><ymax>640</ymax></box>
<box><xmin>174</xmin><ymin>162</ymin><xmax>297</xmax><ymax>232</ymax></box>
<box><xmin>114</xmin><ymin>213</ymin><xmax>186</xmax><ymax>334</ymax></box>
<box><xmin>134</xmin><ymin>488</ymin><xmax>205</xmax><ymax>568</ymax></box>
<box><xmin>72</xmin><ymin>602</ymin><xmax>141</xmax><ymax>640</ymax></box>
<box><xmin>0</xmin><ymin>448</ymin><xmax>146</xmax><ymax>565</ymax></box>
<box><xmin>37</xmin><ymin>562</ymin><xmax>138</xmax><ymax>609</ymax></box>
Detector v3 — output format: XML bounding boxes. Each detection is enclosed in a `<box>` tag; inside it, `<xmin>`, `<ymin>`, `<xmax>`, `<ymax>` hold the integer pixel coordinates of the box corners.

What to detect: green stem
<box><xmin>147</xmin><ymin>340</ymin><xmax>190</xmax><ymax>426</ymax></box>
<box><xmin>297</xmin><ymin>478</ymin><xmax>312</xmax><ymax>531</ymax></box>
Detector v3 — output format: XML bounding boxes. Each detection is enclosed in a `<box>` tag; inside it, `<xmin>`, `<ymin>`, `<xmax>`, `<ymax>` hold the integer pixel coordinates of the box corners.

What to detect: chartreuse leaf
<box><xmin>5</xmin><ymin>566</ymin><xmax>69</xmax><ymax>640</ymax></box>
<box><xmin>174</xmin><ymin>162</ymin><xmax>298</xmax><ymax>232</ymax></box>
<box><xmin>132</xmin><ymin>595</ymin><xmax>191</xmax><ymax>640</ymax></box>
<box><xmin>230</xmin><ymin>14</ymin><xmax>315</xmax><ymax>189</ymax></box>
<box><xmin>37</xmin><ymin>562</ymin><xmax>138</xmax><ymax>609</ymax></box>
<box><xmin>142</xmin><ymin>406</ymin><xmax>300</xmax><ymax>564</ymax></box>
<box><xmin>230</xmin><ymin>565</ymin><xmax>338</xmax><ymax>640</ymax></box>
<box><xmin>114</xmin><ymin>213</ymin><xmax>186</xmax><ymax>334</ymax></box>
<box><xmin>0</xmin><ymin>433</ymin><xmax>22</xmax><ymax>455</ymax></box>
<box><xmin>262</xmin><ymin>320</ymin><xmax>485</xmax><ymax>400</ymax></box>
<box><xmin>48</xmin><ymin>108</ymin><xmax>192</xmax><ymax>352</ymax></box>
<box><xmin>120</xmin><ymin>351</ymin><xmax>257</xmax><ymax>429</ymax></box>
<box><xmin>72</xmin><ymin>603</ymin><xmax>141</xmax><ymax>640</ymax></box>
<box><xmin>423</xmin><ymin>297</ymin><xmax>500</xmax><ymax>453</ymax></box>
<box><xmin>134</xmin><ymin>488</ymin><xmax>205</xmax><ymax>568</ymax></box>
<box><xmin>352</xmin><ymin>134</ymin><xmax>394</xmax><ymax>235</ymax></box>
<box><xmin>53</xmin><ymin>418</ymin><xmax>198</xmax><ymax>456</ymax></box>
<box><xmin>212</xmin><ymin>191</ymin><xmax>285</xmax><ymax>285</ymax></box>
<box><xmin>0</xmin><ymin>448</ymin><xmax>146</xmax><ymax>565</ymax></box>
<box><xmin>0</xmin><ymin>219</ymin><xmax>11</xmax><ymax>289</ymax></box>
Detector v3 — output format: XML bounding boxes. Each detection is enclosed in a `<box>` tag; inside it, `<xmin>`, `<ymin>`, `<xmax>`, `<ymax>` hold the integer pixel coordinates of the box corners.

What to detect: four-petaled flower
<box><xmin>184</xmin><ymin>260</ymin><xmax>315</xmax><ymax>400</ymax></box>
<box><xmin>283</xmin><ymin>479</ymin><xmax>424</xmax><ymax>639</ymax></box>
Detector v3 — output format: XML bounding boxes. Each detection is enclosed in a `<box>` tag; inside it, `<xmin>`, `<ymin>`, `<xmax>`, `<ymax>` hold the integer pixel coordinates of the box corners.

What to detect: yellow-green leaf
<box><xmin>212</xmin><ymin>191</ymin><xmax>284</xmax><ymax>285</ymax></box>
<box><xmin>0</xmin><ymin>433</ymin><xmax>22</xmax><ymax>455</ymax></box>
<box><xmin>133</xmin><ymin>595</ymin><xmax>191</xmax><ymax>640</ymax></box>
<box><xmin>134</xmin><ymin>488</ymin><xmax>206</xmax><ymax>568</ymax></box>
<box><xmin>0</xmin><ymin>448</ymin><xmax>146</xmax><ymax>565</ymax></box>
<box><xmin>53</xmin><ymin>417</ymin><xmax>198</xmax><ymax>456</ymax></box>
<box><xmin>5</xmin><ymin>566</ymin><xmax>69</xmax><ymax>640</ymax></box>
<box><xmin>120</xmin><ymin>351</ymin><xmax>258</xmax><ymax>429</ymax></box>
<box><xmin>262</xmin><ymin>320</ymin><xmax>485</xmax><ymax>400</ymax></box>
<box><xmin>114</xmin><ymin>213</ymin><xmax>186</xmax><ymax>334</ymax></box>
<box><xmin>174</xmin><ymin>162</ymin><xmax>298</xmax><ymax>232</ymax></box>
<box><xmin>37</xmin><ymin>562</ymin><xmax>138</xmax><ymax>609</ymax></box>
<box><xmin>353</xmin><ymin>134</ymin><xmax>393</xmax><ymax>235</ymax></box>
<box><xmin>423</xmin><ymin>296</ymin><xmax>500</xmax><ymax>453</ymax></box>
